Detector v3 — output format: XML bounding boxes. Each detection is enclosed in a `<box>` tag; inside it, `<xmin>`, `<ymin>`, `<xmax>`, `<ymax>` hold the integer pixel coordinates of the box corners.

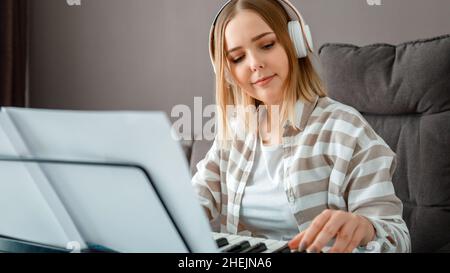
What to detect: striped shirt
<box><xmin>191</xmin><ymin>95</ymin><xmax>411</xmax><ymax>253</ymax></box>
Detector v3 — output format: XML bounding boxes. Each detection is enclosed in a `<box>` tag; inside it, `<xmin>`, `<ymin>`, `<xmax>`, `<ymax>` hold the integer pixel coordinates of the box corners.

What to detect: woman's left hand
<box><xmin>288</xmin><ymin>209</ymin><xmax>376</xmax><ymax>253</ymax></box>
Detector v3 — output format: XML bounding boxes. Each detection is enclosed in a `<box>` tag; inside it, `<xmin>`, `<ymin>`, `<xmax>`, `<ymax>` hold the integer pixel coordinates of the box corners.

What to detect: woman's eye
<box><xmin>230</xmin><ymin>42</ymin><xmax>275</xmax><ymax>64</ymax></box>
<box><xmin>263</xmin><ymin>42</ymin><xmax>275</xmax><ymax>49</ymax></box>
<box><xmin>232</xmin><ymin>56</ymin><xmax>243</xmax><ymax>64</ymax></box>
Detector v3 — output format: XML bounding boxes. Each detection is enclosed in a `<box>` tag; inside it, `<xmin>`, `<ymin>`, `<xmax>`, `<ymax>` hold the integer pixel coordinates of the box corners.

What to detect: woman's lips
<box><xmin>253</xmin><ymin>75</ymin><xmax>275</xmax><ymax>87</ymax></box>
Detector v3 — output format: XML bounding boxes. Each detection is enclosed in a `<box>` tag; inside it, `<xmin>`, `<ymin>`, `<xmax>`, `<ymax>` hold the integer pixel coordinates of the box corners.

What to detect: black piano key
<box><xmin>241</xmin><ymin>242</ymin><xmax>267</xmax><ymax>253</ymax></box>
<box><xmin>223</xmin><ymin>240</ymin><xmax>251</xmax><ymax>253</ymax></box>
<box><xmin>273</xmin><ymin>243</ymin><xmax>291</xmax><ymax>253</ymax></box>
<box><xmin>215</xmin><ymin>237</ymin><xmax>229</xmax><ymax>248</ymax></box>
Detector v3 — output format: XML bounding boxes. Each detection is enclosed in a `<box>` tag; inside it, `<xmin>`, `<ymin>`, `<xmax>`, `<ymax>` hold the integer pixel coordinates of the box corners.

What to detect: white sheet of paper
<box><xmin>0</xmin><ymin>162</ymin><xmax>71</xmax><ymax>248</ymax></box>
<box><xmin>0</xmin><ymin>114</ymin><xmax>85</xmax><ymax>249</ymax></box>
<box><xmin>0</xmin><ymin>108</ymin><xmax>218</xmax><ymax>253</ymax></box>
<box><xmin>41</xmin><ymin>163</ymin><xmax>188</xmax><ymax>253</ymax></box>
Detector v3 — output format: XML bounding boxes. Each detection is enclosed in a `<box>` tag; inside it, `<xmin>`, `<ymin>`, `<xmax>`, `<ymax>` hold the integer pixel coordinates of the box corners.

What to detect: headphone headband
<box><xmin>209</xmin><ymin>0</ymin><xmax>313</xmax><ymax>73</ymax></box>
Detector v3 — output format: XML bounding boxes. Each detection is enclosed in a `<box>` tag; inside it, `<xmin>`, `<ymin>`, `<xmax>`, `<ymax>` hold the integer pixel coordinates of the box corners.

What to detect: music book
<box><xmin>0</xmin><ymin>107</ymin><xmax>217</xmax><ymax>253</ymax></box>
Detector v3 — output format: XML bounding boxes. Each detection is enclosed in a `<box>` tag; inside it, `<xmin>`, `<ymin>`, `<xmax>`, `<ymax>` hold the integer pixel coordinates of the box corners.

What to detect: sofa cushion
<box><xmin>318</xmin><ymin>34</ymin><xmax>450</xmax><ymax>252</ymax></box>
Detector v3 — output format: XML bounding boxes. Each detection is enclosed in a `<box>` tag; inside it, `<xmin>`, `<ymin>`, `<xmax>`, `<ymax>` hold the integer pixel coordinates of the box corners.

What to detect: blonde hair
<box><xmin>211</xmin><ymin>0</ymin><xmax>327</xmax><ymax>145</ymax></box>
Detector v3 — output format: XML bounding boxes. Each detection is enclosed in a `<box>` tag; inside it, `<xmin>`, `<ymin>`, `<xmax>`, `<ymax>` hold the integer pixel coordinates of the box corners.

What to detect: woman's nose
<box><xmin>248</xmin><ymin>52</ymin><xmax>265</xmax><ymax>72</ymax></box>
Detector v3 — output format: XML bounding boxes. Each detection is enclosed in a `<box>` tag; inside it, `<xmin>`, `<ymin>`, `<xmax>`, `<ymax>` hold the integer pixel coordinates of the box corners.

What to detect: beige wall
<box><xmin>29</xmin><ymin>0</ymin><xmax>450</xmax><ymax>134</ymax></box>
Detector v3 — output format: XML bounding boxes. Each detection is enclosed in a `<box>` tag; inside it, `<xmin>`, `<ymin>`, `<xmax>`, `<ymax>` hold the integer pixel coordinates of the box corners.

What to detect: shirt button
<box><xmin>287</xmin><ymin>189</ymin><xmax>295</xmax><ymax>203</ymax></box>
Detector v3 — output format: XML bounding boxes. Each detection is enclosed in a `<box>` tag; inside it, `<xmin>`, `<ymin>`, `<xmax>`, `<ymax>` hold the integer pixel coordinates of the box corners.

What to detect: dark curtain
<box><xmin>0</xmin><ymin>0</ymin><xmax>28</xmax><ymax>107</ymax></box>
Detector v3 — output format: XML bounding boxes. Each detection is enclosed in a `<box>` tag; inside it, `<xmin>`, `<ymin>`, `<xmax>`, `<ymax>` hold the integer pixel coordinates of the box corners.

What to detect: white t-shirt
<box><xmin>240</xmin><ymin>137</ymin><xmax>299</xmax><ymax>241</ymax></box>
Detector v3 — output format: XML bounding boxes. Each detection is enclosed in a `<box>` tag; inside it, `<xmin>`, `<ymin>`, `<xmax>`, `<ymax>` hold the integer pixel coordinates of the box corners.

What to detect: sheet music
<box><xmin>0</xmin><ymin>108</ymin><xmax>218</xmax><ymax>252</ymax></box>
<box><xmin>41</xmin><ymin>163</ymin><xmax>188</xmax><ymax>252</ymax></box>
<box><xmin>0</xmin><ymin>110</ymin><xmax>86</xmax><ymax>249</ymax></box>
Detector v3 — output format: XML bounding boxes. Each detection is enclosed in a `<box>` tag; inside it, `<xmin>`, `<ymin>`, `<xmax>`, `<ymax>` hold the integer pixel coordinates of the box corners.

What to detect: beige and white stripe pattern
<box><xmin>192</xmin><ymin>95</ymin><xmax>411</xmax><ymax>253</ymax></box>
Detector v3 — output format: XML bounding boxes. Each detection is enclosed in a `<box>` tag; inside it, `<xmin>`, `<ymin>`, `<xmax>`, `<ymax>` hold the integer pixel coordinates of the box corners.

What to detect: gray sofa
<box><xmin>182</xmin><ymin>34</ymin><xmax>450</xmax><ymax>253</ymax></box>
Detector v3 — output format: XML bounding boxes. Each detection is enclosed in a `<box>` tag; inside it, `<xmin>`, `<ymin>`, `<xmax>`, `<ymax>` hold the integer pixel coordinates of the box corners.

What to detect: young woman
<box><xmin>192</xmin><ymin>0</ymin><xmax>410</xmax><ymax>253</ymax></box>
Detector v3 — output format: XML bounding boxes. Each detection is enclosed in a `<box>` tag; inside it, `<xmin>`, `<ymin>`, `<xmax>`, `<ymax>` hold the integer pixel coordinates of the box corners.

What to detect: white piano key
<box><xmin>263</xmin><ymin>240</ymin><xmax>288</xmax><ymax>253</ymax></box>
<box><xmin>247</xmin><ymin>237</ymin><xmax>265</xmax><ymax>246</ymax></box>
<box><xmin>212</xmin><ymin>232</ymin><xmax>223</xmax><ymax>240</ymax></box>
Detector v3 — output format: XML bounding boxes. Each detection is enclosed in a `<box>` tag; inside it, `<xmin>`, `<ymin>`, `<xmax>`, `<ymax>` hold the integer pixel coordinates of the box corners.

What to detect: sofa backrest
<box><xmin>318</xmin><ymin>34</ymin><xmax>450</xmax><ymax>252</ymax></box>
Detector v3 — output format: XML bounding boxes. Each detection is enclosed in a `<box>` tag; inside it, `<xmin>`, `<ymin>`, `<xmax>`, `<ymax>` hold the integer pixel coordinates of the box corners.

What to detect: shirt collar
<box><xmin>285</xmin><ymin>94</ymin><xmax>320</xmax><ymax>132</ymax></box>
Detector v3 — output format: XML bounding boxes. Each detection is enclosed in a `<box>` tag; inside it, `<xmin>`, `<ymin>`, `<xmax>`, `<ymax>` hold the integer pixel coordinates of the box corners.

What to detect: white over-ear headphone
<box><xmin>209</xmin><ymin>0</ymin><xmax>314</xmax><ymax>74</ymax></box>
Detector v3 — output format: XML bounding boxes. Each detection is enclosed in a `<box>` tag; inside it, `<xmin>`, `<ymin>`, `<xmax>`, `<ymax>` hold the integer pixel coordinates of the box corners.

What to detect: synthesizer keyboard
<box><xmin>212</xmin><ymin>232</ymin><xmax>292</xmax><ymax>253</ymax></box>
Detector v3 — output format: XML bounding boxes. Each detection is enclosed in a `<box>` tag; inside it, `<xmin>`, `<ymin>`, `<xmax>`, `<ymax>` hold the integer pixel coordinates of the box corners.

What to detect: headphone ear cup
<box><xmin>303</xmin><ymin>24</ymin><xmax>314</xmax><ymax>52</ymax></box>
<box><xmin>288</xmin><ymin>20</ymin><xmax>308</xmax><ymax>58</ymax></box>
